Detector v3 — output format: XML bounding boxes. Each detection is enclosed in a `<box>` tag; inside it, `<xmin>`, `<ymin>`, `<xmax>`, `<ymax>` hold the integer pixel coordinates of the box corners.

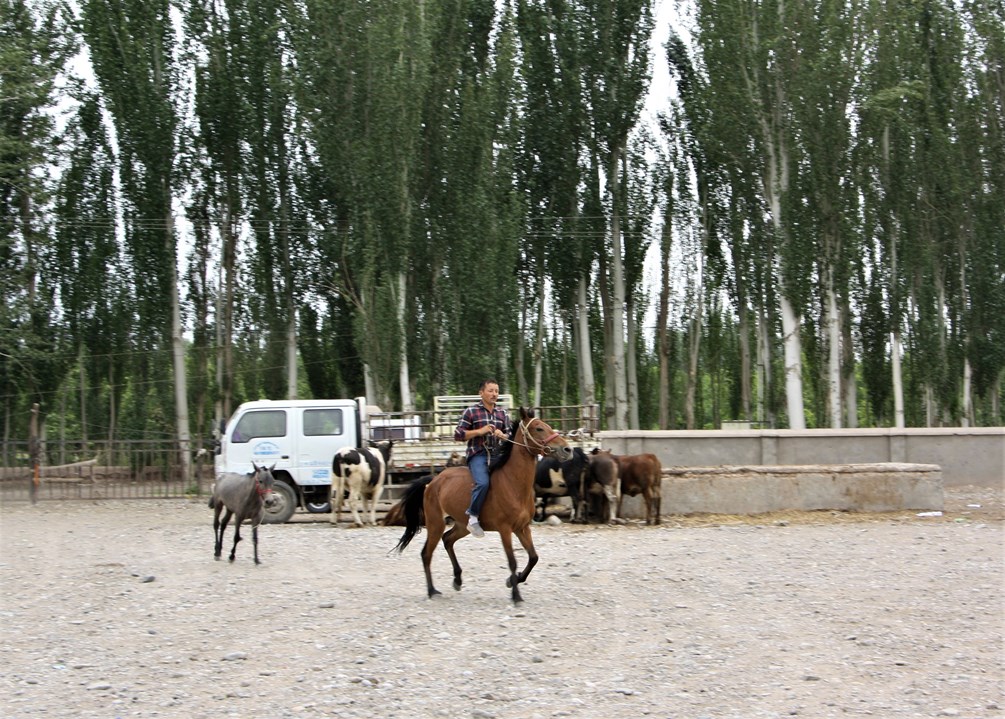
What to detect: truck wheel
<box><xmin>305</xmin><ymin>501</ymin><xmax>331</xmax><ymax>514</ymax></box>
<box><xmin>263</xmin><ymin>479</ymin><xmax>297</xmax><ymax>524</ymax></box>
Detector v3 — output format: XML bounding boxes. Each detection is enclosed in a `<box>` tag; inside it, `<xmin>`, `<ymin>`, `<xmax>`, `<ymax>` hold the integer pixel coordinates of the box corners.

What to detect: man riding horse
<box><xmin>453</xmin><ymin>379</ymin><xmax>510</xmax><ymax>537</ymax></box>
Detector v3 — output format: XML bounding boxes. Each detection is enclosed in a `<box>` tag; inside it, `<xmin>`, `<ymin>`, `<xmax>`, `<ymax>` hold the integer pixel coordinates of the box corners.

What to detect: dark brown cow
<box><xmin>584</xmin><ymin>449</ymin><xmax>620</xmax><ymax>523</ymax></box>
<box><xmin>593</xmin><ymin>449</ymin><xmax>662</xmax><ymax>525</ymax></box>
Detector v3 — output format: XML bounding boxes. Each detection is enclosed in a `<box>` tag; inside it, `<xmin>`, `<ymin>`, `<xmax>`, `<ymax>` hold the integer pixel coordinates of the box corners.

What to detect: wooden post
<box><xmin>29</xmin><ymin>403</ymin><xmax>40</xmax><ymax>504</ymax></box>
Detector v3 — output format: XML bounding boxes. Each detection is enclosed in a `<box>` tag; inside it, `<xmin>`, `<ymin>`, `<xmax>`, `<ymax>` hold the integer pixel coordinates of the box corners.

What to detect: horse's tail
<box><xmin>392</xmin><ymin>475</ymin><xmax>432</xmax><ymax>553</ymax></box>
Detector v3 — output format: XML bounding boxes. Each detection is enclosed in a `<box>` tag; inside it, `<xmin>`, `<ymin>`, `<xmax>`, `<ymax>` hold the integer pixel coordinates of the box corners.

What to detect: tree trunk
<box><xmin>608</xmin><ymin>145</ymin><xmax>630</xmax><ymax>430</ymax></box>
<box><xmin>286</xmin><ymin>312</ymin><xmax>298</xmax><ymax>400</ymax></box>
<box><xmin>168</xmin><ymin>209</ymin><xmax>192</xmax><ymax>487</ymax></box>
<box><xmin>364</xmin><ymin>365</ymin><xmax>377</xmax><ymax>407</ymax></box>
<box><xmin>826</xmin><ymin>282</ymin><xmax>842</xmax><ymax>428</ymax></box>
<box><xmin>515</xmin><ymin>296</ymin><xmax>528</xmax><ymax>406</ymax></box>
<box><xmin>575</xmin><ymin>278</ymin><xmax>596</xmax><ymax>410</ymax></box>
<box><xmin>626</xmin><ymin>302</ymin><xmax>640</xmax><ymax>429</ymax></box>
<box><xmin>961</xmin><ymin>358</ymin><xmax>972</xmax><ymax>428</ymax></box>
<box><xmin>842</xmin><ymin>297</ymin><xmax>858</xmax><ymax>428</ymax></box>
<box><xmin>533</xmin><ymin>270</ymin><xmax>545</xmax><ymax>408</ymax></box>
<box><xmin>397</xmin><ymin>272</ymin><xmax>414</xmax><ymax>411</ymax></box>
<box><xmin>215</xmin><ymin>262</ymin><xmax>224</xmax><ymax>435</ymax></box>
<box><xmin>685</xmin><ymin>268</ymin><xmax>703</xmax><ymax>430</ymax></box>
<box><xmin>657</xmin><ymin>214</ymin><xmax>672</xmax><ymax>429</ymax></box>
<box><xmin>221</xmin><ymin>204</ymin><xmax>236</xmax><ymax>421</ymax></box>
<box><xmin>756</xmin><ymin>309</ymin><xmax>773</xmax><ymax>427</ymax></box>
<box><xmin>780</xmin><ymin>295</ymin><xmax>805</xmax><ymax>429</ymax></box>
<box><xmin>108</xmin><ymin>362</ymin><xmax>117</xmax><ymax>448</ymax></box>
<box><xmin>597</xmin><ymin>247</ymin><xmax>615</xmax><ymax>427</ymax></box>
<box><xmin>78</xmin><ymin>346</ymin><xmax>88</xmax><ymax>444</ymax></box>
<box><xmin>738</xmin><ymin>304</ymin><xmax>752</xmax><ymax>421</ymax></box>
<box><xmin>991</xmin><ymin>370</ymin><xmax>1001</xmax><ymax>422</ymax></box>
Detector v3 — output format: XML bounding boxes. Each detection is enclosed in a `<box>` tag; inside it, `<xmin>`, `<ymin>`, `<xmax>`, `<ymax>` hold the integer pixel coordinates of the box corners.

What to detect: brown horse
<box><xmin>392</xmin><ymin>407</ymin><xmax>572</xmax><ymax>602</ymax></box>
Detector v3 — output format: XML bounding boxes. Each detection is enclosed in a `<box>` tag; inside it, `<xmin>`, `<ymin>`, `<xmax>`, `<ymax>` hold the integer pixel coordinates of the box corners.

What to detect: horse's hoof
<box><xmin>453</xmin><ymin>580</ymin><xmax>462</xmax><ymax>591</ymax></box>
<box><xmin>428</xmin><ymin>589</ymin><xmax>442</xmax><ymax>599</ymax></box>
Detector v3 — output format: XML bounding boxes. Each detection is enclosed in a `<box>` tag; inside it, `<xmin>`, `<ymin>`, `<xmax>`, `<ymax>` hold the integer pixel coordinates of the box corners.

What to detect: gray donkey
<box><xmin>209</xmin><ymin>462</ymin><xmax>278</xmax><ymax>564</ymax></box>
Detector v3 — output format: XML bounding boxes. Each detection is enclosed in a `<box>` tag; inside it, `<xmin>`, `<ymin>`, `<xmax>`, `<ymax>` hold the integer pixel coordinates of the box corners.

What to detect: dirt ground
<box><xmin>1</xmin><ymin>486</ymin><xmax>1002</xmax><ymax>719</ymax></box>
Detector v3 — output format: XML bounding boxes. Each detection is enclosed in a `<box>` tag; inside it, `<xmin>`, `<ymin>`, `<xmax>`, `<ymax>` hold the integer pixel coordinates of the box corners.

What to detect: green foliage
<box><xmin>5</xmin><ymin>0</ymin><xmax>1002</xmax><ymax>450</ymax></box>
<box><xmin>0</xmin><ymin>0</ymin><xmax>78</xmax><ymax>434</ymax></box>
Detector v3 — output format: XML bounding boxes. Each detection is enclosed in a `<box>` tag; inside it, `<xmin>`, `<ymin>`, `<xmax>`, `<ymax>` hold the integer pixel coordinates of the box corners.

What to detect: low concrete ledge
<box><xmin>619</xmin><ymin>463</ymin><xmax>943</xmax><ymax>518</ymax></box>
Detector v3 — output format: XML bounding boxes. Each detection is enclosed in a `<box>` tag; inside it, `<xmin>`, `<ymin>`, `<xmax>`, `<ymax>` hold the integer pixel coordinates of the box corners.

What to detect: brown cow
<box><xmin>593</xmin><ymin>449</ymin><xmax>662</xmax><ymax>525</ymax></box>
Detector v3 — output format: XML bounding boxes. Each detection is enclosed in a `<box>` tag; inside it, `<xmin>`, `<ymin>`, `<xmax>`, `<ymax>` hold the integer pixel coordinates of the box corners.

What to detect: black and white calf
<box><xmin>330</xmin><ymin>441</ymin><xmax>394</xmax><ymax>526</ymax></box>
<box><xmin>534</xmin><ymin>447</ymin><xmax>589</xmax><ymax>522</ymax></box>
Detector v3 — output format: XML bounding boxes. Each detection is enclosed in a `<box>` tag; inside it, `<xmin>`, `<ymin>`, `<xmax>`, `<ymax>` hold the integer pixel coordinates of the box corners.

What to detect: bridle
<box><xmin>506</xmin><ymin>417</ymin><xmax>563</xmax><ymax>456</ymax></box>
<box><xmin>252</xmin><ymin>467</ymin><xmax>274</xmax><ymax>497</ymax></box>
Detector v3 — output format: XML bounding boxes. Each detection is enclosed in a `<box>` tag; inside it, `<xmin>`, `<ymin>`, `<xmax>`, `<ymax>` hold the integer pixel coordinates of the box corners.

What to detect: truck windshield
<box><xmin>232</xmin><ymin>410</ymin><xmax>287</xmax><ymax>443</ymax></box>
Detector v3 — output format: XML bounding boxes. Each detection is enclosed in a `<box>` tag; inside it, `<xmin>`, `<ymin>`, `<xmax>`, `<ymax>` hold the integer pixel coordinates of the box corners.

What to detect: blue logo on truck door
<box><xmin>252</xmin><ymin>441</ymin><xmax>282</xmax><ymax>458</ymax></box>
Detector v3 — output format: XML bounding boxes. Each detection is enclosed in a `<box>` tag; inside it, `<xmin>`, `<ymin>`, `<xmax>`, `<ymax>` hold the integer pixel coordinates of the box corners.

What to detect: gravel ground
<box><xmin>1</xmin><ymin>487</ymin><xmax>1002</xmax><ymax>719</ymax></box>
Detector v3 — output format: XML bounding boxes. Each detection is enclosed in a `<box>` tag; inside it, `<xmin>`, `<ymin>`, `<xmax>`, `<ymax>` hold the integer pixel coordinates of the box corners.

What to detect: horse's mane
<box><xmin>487</xmin><ymin>410</ymin><xmax>529</xmax><ymax>473</ymax></box>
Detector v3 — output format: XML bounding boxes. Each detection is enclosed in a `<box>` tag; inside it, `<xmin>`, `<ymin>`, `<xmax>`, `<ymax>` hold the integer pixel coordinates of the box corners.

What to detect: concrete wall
<box><xmin>599</xmin><ymin>427</ymin><xmax>1005</xmax><ymax>488</ymax></box>
<box><xmin>655</xmin><ymin>463</ymin><xmax>943</xmax><ymax>515</ymax></box>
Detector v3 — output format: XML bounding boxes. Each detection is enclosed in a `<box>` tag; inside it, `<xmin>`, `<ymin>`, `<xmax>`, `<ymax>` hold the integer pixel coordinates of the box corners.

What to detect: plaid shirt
<box><xmin>454</xmin><ymin>402</ymin><xmax>510</xmax><ymax>459</ymax></box>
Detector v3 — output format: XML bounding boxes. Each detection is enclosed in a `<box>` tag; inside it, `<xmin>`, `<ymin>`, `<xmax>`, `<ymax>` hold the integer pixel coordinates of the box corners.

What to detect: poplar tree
<box><xmin>55</xmin><ymin>94</ymin><xmax>127</xmax><ymax>444</ymax></box>
<box><xmin>185</xmin><ymin>0</ymin><xmax>249</xmax><ymax>422</ymax></box>
<box><xmin>81</xmin><ymin>0</ymin><xmax>191</xmax><ymax>478</ymax></box>
<box><xmin>0</xmin><ymin>0</ymin><xmax>74</xmax><ymax>439</ymax></box>
<box><xmin>294</xmin><ymin>0</ymin><xmax>433</xmax><ymax>407</ymax></box>
<box><xmin>579</xmin><ymin>0</ymin><xmax>653</xmax><ymax>430</ymax></box>
<box><xmin>695</xmin><ymin>0</ymin><xmax>812</xmax><ymax>429</ymax></box>
<box><xmin>515</xmin><ymin>0</ymin><xmax>590</xmax><ymax>407</ymax></box>
<box><xmin>787</xmin><ymin>0</ymin><xmax>863</xmax><ymax>427</ymax></box>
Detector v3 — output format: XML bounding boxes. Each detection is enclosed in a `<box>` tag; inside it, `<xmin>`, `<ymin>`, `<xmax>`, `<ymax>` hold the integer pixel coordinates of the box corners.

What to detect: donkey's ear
<box><xmin>268</xmin><ymin>463</ymin><xmax>276</xmax><ymax>471</ymax></box>
<box><xmin>252</xmin><ymin>461</ymin><xmax>260</xmax><ymax>471</ymax></box>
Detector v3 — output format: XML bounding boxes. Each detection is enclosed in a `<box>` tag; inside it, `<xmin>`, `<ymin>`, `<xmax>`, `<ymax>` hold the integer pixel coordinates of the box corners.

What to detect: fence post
<box><xmin>29</xmin><ymin>403</ymin><xmax>40</xmax><ymax>504</ymax></box>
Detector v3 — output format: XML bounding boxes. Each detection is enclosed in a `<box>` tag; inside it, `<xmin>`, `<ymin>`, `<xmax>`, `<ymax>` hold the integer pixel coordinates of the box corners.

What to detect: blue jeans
<box><xmin>466</xmin><ymin>452</ymin><xmax>490</xmax><ymax>517</ymax></box>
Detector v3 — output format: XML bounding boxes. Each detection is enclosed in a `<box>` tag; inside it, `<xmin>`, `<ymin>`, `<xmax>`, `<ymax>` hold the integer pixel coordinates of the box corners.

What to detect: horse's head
<box><xmin>252</xmin><ymin>462</ymin><xmax>279</xmax><ymax>508</ymax></box>
<box><xmin>517</xmin><ymin>407</ymin><xmax>573</xmax><ymax>462</ymax></box>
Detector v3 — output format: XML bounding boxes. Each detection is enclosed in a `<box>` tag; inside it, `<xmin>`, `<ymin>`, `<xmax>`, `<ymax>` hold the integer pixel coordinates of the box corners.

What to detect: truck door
<box><xmin>296</xmin><ymin>406</ymin><xmax>357</xmax><ymax>488</ymax></box>
<box><xmin>226</xmin><ymin>408</ymin><xmax>292</xmax><ymax>472</ymax></box>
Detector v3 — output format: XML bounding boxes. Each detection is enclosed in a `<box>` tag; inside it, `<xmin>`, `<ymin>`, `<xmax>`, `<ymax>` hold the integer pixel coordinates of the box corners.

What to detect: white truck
<box><xmin>214</xmin><ymin>395</ymin><xmax>599</xmax><ymax>523</ymax></box>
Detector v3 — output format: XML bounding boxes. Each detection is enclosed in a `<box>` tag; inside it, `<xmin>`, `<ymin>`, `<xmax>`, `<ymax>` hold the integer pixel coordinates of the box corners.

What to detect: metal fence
<box><xmin>0</xmin><ymin>403</ymin><xmax>602</xmax><ymax>505</ymax></box>
<box><xmin>0</xmin><ymin>439</ymin><xmax>215</xmax><ymax>503</ymax></box>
